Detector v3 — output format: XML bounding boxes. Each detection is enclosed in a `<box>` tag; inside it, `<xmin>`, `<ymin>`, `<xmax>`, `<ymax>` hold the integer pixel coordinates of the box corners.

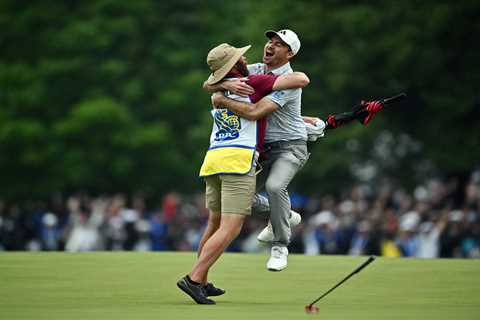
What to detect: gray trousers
<box><xmin>252</xmin><ymin>141</ymin><xmax>309</xmax><ymax>247</ymax></box>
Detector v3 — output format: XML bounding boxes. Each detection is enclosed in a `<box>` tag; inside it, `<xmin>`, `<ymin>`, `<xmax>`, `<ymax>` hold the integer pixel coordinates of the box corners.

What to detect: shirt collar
<box><xmin>264</xmin><ymin>62</ymin><xmax>292</xmax><ymax>75</ymax></box>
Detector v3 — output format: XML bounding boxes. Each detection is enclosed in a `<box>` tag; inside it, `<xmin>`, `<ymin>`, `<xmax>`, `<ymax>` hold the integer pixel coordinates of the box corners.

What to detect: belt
<box><xmin>263</xmin><ymin>139</ymin><xmax>307</xmax><ymax>149</ymax></box>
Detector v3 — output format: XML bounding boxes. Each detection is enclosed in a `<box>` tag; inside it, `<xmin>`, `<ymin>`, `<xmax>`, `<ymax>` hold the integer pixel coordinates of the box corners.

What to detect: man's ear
<box><xmin>286</xmin><ymin>51</ymin><xmax>295</xmax><ymax>60</ymax></box>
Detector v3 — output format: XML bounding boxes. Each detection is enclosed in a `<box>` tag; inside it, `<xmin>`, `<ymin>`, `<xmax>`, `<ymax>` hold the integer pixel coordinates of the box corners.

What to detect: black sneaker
<box><xmin>204</xmin><ymin>282</ymin><xmax>226</xmax><ymax>296</ymax></box>
<box><xmin>177</xmin><ymin>276</ymin><xmax>216</xmax><ymax>305</ymax></box>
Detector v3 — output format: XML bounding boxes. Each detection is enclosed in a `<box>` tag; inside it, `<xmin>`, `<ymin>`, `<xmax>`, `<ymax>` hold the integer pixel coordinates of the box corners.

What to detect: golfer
<box><xmin>209</xmin><ymin>29</ymin><xmax>386</xmax><ymax>271</ymax></box>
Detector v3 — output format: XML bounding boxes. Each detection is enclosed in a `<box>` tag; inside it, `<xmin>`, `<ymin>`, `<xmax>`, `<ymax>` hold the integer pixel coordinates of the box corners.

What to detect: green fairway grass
<box><xmin>0</xmin><ymin>252</ymin><xmax>479</xmax><ymax>320</ymax></box>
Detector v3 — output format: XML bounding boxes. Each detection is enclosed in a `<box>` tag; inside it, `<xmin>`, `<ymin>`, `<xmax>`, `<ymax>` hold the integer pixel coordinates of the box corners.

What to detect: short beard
<box><xmin>235</xmin><ymin>61</ymin><xmax>249</xmax><ymax>77</ymax></box>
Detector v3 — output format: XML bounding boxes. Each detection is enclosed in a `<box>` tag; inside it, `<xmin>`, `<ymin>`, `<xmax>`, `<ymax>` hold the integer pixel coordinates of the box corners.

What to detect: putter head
<box><xmin>305</xmin><ymin>305</ymin><xmax>319</xmax><ymax>314</ymax></box>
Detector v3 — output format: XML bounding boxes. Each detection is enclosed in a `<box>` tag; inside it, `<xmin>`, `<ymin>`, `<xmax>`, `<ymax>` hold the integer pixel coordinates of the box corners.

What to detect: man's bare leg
<box><xmin>197</xmin><ymin>211</ymin><xmax>221</xmax><ymax>284</ymax></box>
<box><xmin>198</xmin><ymin>212</ymin><xmax>221</xmax><ymax>257</ymax></box>
<box><xmin>189</xmin><ymin>213</ymin><xmax>245</xmax><ymax>283</ymax></box>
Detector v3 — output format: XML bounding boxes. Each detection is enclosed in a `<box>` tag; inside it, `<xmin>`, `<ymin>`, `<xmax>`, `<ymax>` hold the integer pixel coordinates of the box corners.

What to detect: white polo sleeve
<box><xmin>265</xmin><ymin>88</ymin><xmax>299</xmax><ymax>107</ymax></box>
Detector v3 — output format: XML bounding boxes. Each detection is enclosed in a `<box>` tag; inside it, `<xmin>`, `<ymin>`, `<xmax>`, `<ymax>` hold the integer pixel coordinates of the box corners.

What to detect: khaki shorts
<box><xmin>205</xmin><ymin>169</ymin><xmax>256</xmax><ymax>215</ymax></box>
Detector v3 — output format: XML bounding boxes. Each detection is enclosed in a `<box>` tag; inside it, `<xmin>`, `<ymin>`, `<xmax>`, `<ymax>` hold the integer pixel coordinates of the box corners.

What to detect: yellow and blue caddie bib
<box><xmin>199</xmin><ymin>90</ymin><xmax>257</xmax><ymax>177</ymax></box>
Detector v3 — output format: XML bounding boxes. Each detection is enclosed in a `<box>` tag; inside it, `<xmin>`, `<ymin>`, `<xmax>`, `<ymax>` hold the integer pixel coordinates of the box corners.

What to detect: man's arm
<box><xmin>212</xmin><ymin>93</ymin><xmax>279</xmax><ymax>121</ymax></box>
<box><xmin>203</xmin><ymin>71</ymin><xmax>309</xmax><ymax>96</ymax></box>
<box><xmin>209</xmin><ymin>72</ymin><xmax>309</xmax><ymax>120</ymax></box>
<box><xmin>203</xmin><ymin>79</ymin><xmax>254</xmax><ymax>96</ymax></box>
<box><xmin>272</xmin><ymin>72</ymin><xmax>309</xmax><ymax>90</ymax></box>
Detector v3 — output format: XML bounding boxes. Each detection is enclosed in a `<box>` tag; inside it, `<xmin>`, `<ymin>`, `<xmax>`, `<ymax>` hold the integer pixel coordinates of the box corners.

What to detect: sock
<box><xmin>186</xmin><ymin>275</ymin><xmax>201</xmax><ymax>286</ymax></box>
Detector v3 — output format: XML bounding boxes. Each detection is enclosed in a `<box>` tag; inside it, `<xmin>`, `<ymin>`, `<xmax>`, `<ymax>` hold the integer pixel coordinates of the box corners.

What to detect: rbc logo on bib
<box><xmin>214</xmin><ymin>109</ymin><xmax>241</xmax><ymax>141</ymax></box>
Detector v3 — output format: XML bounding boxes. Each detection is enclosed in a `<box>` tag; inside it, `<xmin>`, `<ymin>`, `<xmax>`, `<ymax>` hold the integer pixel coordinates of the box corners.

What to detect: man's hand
<box><xmin>302</xmin><ymin>116</ymin><xmax>322</xmax><ymax>125</ymax></box>
<box><xmin>220</xmin><ymin>78</ymin><xmax>254</xmax><ymax>97</ymax></box>
<box><xmin>304</xmin><ymin>117</ymin><xmax>326</xmax><ymax>141</ymax></box>
<box><xmin>211</xmin><ymin>91</ymin><xmax>226</xmax><ymax>108</ymax></box>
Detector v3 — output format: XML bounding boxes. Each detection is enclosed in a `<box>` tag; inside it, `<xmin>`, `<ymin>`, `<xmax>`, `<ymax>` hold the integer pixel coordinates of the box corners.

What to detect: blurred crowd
<box><xmin>1</xmin><ymin>170</ymin><xmax>479</xmax><ymax>259</ymax></box>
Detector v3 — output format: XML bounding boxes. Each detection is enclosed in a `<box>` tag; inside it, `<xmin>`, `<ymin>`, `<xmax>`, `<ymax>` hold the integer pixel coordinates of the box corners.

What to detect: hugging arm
<box><xmin>203</xmin><ymin>72</ymin><xmax>309</xmax><ymax>97</ymax></box>
<box><xmin>203</xmin><ymin>79</ymin><xmax>254</xmax><ymax>97</ymax></box>
<box><xmin>272</xmin><ymin>72</ymin><xmax>309</xmax><ymax>90</ymax></box>
<box><xmin>212</xmin><ymin>94</ymin><xmax>279</xmax><ymax>121</ymax></box>
<box><xmin>210</xmin><ymin>71</ymin><xmax>309</xmax><ymax>121</ymax></box>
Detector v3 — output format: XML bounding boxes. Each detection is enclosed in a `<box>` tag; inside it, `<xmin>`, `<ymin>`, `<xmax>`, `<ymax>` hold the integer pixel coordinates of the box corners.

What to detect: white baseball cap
<box><xmin>265</xmin><ymin>29</ymin><xmax>301</xmax><ymax>55</ymax></box>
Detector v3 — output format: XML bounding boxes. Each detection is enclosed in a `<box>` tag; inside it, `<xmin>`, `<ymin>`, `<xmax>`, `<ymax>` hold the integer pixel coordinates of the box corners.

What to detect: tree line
<box><xmin>0</xmin><ymin>0</ymin><xmax>478</xmax><ymax>201</ymax></box>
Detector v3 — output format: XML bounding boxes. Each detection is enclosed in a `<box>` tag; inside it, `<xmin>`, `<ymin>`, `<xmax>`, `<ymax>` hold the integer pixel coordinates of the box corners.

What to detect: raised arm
<box><xmin>212</xmin><ymin>93</ymin><xmax>279</xmax><ymax>121</ymax></box>
<box><xmin>273</xmin><ymin>72</ymin><xmax>310</xmax><ymax>90</ymax></box>
<box><xmin>203</xmin><ymin>78</ymin><xmax>254</xmax><ymax>97</ymax></box>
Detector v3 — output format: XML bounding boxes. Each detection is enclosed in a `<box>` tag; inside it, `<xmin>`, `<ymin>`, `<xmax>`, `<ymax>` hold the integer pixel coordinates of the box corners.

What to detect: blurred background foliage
<box><xmin>0</xmin><ymin>0</ymin><xmax>479</xmax><ymax>201</ymax></box>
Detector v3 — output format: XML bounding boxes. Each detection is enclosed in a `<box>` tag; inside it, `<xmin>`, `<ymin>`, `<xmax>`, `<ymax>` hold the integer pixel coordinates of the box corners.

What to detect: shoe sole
<box><xmin>267</xmin><ymin>266</ymin><xmax>287</xmax><ymax>272</ymax></box>
<box><xmin>177</xmin><ymin>279</ymin><xmax>215</xmax><ymax>305</ymax></box>
<box><xmin>257</xmin><ymin>227</ymin><xmax>274</xmax><ymax>243</ymax></box>
<box><xmin>257</xmin><ymin>236</ymin><xmax>273</xmax><ymax>243</ymax></box>
<box><xmin>206</xmin><ymin>290</ymin><xmax>226</xmax><ymax>297</ymax></box>
<box><xmin>267</xmin><ymin>264</ymin><xmax>287</xmax><ymax>272</ymax></box>
<box><xmin>205</xmin><ymin>287</ymin><xmax>226</xmax><ymax>297</ymax></box>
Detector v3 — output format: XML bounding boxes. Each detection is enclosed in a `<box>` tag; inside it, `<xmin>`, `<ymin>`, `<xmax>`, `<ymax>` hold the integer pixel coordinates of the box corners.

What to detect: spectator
<box><xmin>40</xmin><ymin>212</ymin><xmax>61</xmax><ymax>251</ymax></box>
<box><xmin>149</xmin><ymin>210</ymin><xmax>169</xmax><ymax>251</ymax></box>
<box><xmin>416</xmin><ymin>213</ymin><xmax>447</xmax><ymax>258</ymax></box>
<box><xmin>397</xmin><ymin>211</ymin><xmax>420</xmax><ymax>257</ymax></box>
<box><xmin>65</xmin><ymin>197</ymin><xmax>103</xmax><ymax>252</ymax></box>
<box><xmin>0</xmin><ymin>170</ymin><xmax>479</xmax><ymax>259</ymax></box>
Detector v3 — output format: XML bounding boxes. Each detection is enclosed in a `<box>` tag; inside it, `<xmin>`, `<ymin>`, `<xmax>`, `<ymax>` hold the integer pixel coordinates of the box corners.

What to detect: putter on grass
<box><xmin>305</xmin><ymin>255</ymin><xmax>376</xmax><ymax>314</ymax></box>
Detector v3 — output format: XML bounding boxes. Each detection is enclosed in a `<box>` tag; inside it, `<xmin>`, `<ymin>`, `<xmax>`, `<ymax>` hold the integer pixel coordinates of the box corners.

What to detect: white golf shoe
<box><xmin>257</xmin><ymin>210</ymin><xmax>301</xmax><ymax>243</ymax></box>
<box><xmin>267</xmin><ymin>246</ymin><xmax>289</xmax><ymax>271</ymax></box>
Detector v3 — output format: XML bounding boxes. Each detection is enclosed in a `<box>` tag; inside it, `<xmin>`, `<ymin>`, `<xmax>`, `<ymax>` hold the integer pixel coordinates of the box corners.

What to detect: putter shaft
<box><xmin>308</xmin><ymin>256</ymin><xmax>376</xmax><ymax>307</ymax></box>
